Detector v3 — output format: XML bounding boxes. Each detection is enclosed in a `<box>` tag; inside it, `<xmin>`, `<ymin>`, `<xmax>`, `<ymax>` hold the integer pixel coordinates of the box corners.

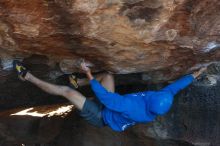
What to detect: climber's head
<box><xmin>149</xmin><ymin>92</ymin><xmax>173</xmax><ymax>116</ymax></box>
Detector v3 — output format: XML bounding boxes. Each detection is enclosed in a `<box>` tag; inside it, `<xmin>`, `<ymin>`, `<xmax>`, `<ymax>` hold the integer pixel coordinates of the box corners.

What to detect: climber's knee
<box><xmin>61</xmin><ymin>86</ymin><xmax>75</xmax><ymax>97</ymax></box>
<box><xmin>104</xmin><ymin>73</ymin><xmax>114</xmax><ymax>80</ymax></box>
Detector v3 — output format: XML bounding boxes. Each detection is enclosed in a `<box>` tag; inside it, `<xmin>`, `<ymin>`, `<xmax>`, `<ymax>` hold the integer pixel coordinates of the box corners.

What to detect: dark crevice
<box><xmin>120</xmin><ymin>1</ymin><xmax>162</xmax><ymax>22</ymax></box>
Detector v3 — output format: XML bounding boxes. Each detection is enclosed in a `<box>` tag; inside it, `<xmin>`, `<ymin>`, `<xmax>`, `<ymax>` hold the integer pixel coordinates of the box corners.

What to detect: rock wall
<box><xmin>0</xmin><ymin>0</ymin><xmax>220</xmax><ymax>81</ymax></box>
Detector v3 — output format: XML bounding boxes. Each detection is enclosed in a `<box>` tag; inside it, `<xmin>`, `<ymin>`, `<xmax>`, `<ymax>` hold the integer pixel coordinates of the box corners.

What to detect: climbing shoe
<box><xmin>68</xmin><ymin>73</ymin><xmax>79</xmax><ymax>89</ymax></box>
<box><xmin>13</xmin><ymin>60</ymin><xmax>28</xmax><ymax>80</ymax></box>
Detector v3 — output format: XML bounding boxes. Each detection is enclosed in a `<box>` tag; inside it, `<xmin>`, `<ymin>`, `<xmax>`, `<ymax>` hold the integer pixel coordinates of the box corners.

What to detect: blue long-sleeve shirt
<box><xmin>90</xmin><ymin>74</ymin><xmax>195</xmax><ymax>131</ymax></box>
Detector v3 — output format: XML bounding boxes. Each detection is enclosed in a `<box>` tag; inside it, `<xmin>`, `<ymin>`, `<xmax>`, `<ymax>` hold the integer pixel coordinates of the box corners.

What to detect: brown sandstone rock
<box><xmin>0</xmin><ymin>0</ymin><xmax>220</xmax><ymax>81</ymax></box>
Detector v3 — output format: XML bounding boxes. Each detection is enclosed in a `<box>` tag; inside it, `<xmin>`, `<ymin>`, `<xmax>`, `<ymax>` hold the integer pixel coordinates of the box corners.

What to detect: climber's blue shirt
<box><xmin>90</xmin><ymin>74</ymin><xmax>195</xmax><ymax>132</ymax></box>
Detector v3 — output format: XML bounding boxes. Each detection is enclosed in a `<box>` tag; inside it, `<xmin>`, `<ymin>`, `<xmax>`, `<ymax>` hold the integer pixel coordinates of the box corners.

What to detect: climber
<box><xmin>13</xmin><ymin>60</ymin><xmax>206</xmax><ymax>132</ymax></box>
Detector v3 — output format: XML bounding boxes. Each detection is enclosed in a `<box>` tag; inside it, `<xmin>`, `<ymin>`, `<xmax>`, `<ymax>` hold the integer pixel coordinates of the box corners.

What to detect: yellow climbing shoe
<box><xmin>13</xmin><ymin>60</ymin><xmax>28</xmax><ymax>80</ymax></box>
<box><xmin>69</xmin><ymin>74</ymin><xmax>79</xmax><ymax>89</ymax></box>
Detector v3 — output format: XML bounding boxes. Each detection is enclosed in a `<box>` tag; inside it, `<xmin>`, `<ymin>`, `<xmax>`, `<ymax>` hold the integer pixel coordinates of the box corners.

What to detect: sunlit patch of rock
<box><xmin>10</xmin><ymin>105</ymin><xmax>74</xmax><ymax>118</ymax></box>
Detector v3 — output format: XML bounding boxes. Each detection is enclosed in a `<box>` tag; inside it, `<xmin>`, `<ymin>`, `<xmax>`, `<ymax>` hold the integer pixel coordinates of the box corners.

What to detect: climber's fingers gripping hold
<box><xmin>192</xmin><ymin>67</ymin><xmax>207</xmax><ymax>78</ymax></box>
<box><xmin>79</xmin><ymin>59</ymin><xmax>91</xmax><ymax>73</ymax></box>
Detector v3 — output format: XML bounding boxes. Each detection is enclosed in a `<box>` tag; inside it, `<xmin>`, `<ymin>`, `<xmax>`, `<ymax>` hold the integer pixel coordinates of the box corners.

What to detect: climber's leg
<box><xmin>99</xmin><ymin>73</ymin><xmax>115</xmax><ymax>93</ymax></box>
<box><xmin>14</xmin><ymin>60</ymin><xmax>105</xmax><ymax>127</ymax></box>
<box><xmin>25</xmin><ymin>73</ymin><xmax>105</xmax><ymax>127</ymax></box>
<box><xmin>25</xmin><ymin>72</ymin><xmax>86</xmax><ymax>110</ymax></box>
<box><xmin>77</xmin><ymin>73</ymin><xmax>115</xmax><ymax>92</ymax></box>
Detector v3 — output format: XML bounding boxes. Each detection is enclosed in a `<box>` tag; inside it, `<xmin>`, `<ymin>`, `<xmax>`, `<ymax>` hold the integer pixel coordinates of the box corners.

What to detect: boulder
<box><xmin>0</xmin><ymin>0</ymin><xmax>220</xmax><ymax>81</ymax></box>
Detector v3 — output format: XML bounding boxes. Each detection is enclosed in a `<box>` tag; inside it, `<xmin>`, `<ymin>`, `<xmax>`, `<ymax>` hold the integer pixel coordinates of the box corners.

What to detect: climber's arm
<box><xmin>162</xmin><ymin>67</ymin><xmax>206</xmax><ymax>96</ymax></box>
<box><xmin>89</xmin><ymin>79</ymin><xmax>127</xmax><ymax>112</ymax></box>
<box><xmin>79</xmin><ymin>61</ymin><xmax>94</xmax><ymax>80</ymax></box>
<box><xmin>162</xmin><ymin>75</ymin><xmax>194</xmax><ymax>96</ymax></box>
<box><xmin>80</xmin><ymin>61</ymin><xmax>127</xmax><ymax>112</ymax></box>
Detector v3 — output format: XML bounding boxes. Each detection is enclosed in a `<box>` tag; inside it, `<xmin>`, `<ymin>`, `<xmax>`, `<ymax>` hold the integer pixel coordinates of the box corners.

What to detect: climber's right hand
<box><xmin>192</xmin><ymin>67</ymin><xmax>207</xmax><ymax>78</ymax></box>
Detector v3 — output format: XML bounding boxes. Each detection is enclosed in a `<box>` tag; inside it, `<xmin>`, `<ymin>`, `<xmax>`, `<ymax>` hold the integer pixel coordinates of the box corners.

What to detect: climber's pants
<box><xmin>79</xmin><ymin>99</ymin><xmax>105</xmax><ymax>127</ymax></box>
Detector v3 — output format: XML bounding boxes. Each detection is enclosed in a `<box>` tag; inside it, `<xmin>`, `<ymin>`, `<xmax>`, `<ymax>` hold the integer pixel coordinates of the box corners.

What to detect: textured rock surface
<box><xmin>0</xmin><ymin>0</ymin><xmax>220</xmax><ymax>81</ymax></box>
